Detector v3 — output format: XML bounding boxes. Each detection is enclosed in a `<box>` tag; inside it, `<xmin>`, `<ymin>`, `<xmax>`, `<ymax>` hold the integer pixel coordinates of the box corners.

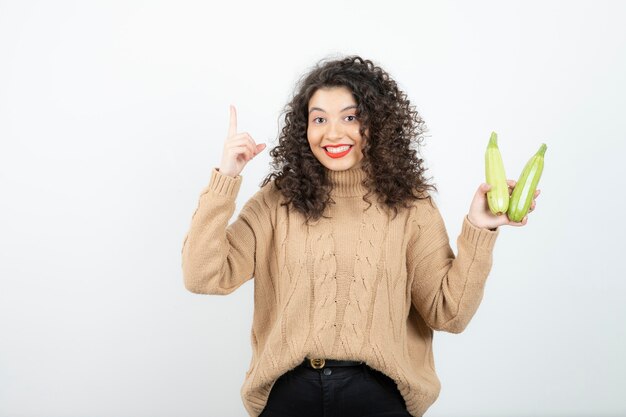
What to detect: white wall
<box><xmin>1</xmin><ymin>1</ymin><xmax>624</xmax><ymax>416</ymax></box>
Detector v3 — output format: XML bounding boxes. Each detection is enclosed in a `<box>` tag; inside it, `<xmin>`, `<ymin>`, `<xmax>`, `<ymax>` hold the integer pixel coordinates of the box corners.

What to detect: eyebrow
<box><xmin>308</xmin><ymin>105</ymin><xmax>357</xmax><ymax>115</ymax></box>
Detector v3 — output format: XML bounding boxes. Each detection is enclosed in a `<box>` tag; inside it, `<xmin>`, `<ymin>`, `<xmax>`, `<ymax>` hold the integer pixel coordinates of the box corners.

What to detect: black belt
<box><xmin>303</xmin><ymin>358</ymin><xmax>364</xmax><ymax>369</ymax></box>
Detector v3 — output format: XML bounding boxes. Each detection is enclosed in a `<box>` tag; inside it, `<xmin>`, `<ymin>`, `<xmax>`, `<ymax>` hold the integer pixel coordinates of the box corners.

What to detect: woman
<box><xmin>181</xmin><ymin>55</ymin><xmax>539</xmax><ymax>417</ymax></box>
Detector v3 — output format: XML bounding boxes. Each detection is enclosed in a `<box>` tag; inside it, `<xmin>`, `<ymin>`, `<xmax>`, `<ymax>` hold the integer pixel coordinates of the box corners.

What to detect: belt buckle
<box><xmin>309</xmin><ymin>358</ymin><xmax>325</xmax><ymax>369</ymax></box>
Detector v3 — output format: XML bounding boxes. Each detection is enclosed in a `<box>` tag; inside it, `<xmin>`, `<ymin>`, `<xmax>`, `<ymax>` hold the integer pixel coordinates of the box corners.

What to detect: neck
<box><xmin>325</xmin><ymin>165</ymin><xmax>368</xmax><ymax>197</ymax></box>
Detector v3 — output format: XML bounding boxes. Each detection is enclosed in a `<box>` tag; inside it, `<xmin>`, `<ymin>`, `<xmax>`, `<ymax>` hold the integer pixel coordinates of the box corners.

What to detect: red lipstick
<box><xmin>323</xmin><ymin>144</ymin><xmax>353</xmax><ymax>159</ymax></box>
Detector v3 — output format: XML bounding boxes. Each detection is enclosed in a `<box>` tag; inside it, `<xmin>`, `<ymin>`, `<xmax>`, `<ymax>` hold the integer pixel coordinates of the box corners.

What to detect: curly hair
<box><xmin>261</xmin><ymin>55</ymin><xmax>437</xmax><ymax>222</ymax></box>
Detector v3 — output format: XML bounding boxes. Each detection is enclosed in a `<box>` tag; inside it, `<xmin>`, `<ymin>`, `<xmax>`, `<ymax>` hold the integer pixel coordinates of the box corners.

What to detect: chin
<box><xmin>323</xmin><ymin>161</ymin><xmax>358</xmax><ymax>171</ymax></box>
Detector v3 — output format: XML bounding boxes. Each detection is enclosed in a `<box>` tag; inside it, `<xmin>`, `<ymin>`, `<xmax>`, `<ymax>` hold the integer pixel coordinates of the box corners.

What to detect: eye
<box><xmin>312</xmin><ymin>117</ymin><xmax>325</xmax><ymax>124</ymax></box>
<box><xmin>345</xmin><ymin>115</ymin><xmax>357</xmax><ymax>122</ymax></box>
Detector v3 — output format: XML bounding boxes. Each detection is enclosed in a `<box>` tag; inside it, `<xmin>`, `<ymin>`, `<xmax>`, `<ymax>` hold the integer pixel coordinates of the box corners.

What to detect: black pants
<box><xmin>259</xmin><ymin>360</ymin><xmax>412</xmax><ymax>417</ymax></box>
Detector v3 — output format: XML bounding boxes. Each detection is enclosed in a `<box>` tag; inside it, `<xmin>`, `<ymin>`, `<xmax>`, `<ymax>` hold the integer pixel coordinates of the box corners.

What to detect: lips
<box><xmin>323</xmin><ymin>144</ymin><xmax>353</xmax><ymax>159</ymax></box>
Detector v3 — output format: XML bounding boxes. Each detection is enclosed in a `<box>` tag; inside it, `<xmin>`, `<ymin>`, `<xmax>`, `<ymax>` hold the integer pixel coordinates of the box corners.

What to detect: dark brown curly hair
<box><xmin>261</xmin><ymin>55</ymin><xmax>437</xmax><ymax>222</ymax></box>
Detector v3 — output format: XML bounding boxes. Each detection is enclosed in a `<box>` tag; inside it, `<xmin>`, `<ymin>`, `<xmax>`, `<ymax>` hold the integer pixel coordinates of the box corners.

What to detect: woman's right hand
<box><xmin>218</xmin><ymin>105</ymin><xmax>266</xmax><ymax>178</ymax></box>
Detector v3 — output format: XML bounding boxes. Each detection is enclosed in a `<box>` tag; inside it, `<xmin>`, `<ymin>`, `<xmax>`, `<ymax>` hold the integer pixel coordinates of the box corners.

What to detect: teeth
<box><xmin>325</xmin><ymin>145</ymin><xmax>351</xmax><ymax>153</ymax></box>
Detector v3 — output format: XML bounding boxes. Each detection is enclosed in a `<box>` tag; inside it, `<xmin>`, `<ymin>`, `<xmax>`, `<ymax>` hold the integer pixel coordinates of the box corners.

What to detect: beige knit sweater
<box><xmin>181</xmin><ymin>165</ymin><xmax>499</xmax><ymax>417</ymax></box>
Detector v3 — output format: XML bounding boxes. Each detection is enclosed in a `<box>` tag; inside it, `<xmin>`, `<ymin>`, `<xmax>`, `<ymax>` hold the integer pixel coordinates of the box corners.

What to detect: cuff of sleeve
<box><xmin>461</xmin><ymin>215</ymin><xmax>499</xmax><ymax>250</ymax></box>
<box><xmin>201</xmin><ymin>167</ymin><xmax>242</xmax><ymax>197</ymax></box>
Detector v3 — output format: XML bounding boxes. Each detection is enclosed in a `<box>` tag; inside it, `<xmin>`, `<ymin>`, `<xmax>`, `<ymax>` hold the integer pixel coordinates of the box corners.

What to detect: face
<box><xmin>307</xmin><ymin>86</ymin><xmax>367</xmax><ymax>171</ymax></box>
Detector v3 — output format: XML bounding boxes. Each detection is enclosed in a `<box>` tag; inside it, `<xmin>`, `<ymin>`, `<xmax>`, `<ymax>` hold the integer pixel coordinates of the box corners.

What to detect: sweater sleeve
<box><xmin>407</xmin><ymin>203</ymin><xmax>499</xmax><ymax>333</ymax></box>
<box><xmin>181</xmin><ymin>168</ymin><xmax>271</xmax><ymax>295</ymax></box>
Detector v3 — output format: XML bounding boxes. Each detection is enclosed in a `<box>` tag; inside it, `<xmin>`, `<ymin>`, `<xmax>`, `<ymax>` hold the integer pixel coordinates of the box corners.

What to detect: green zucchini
<box><xmin>507</xmin><ymin>144</ymin><xmax>547</xmax><ymax>222</ymax></box>
<box><xmin>485</xmin><ymin>132</ymin><xmax>509</xmax><ymax>215</ymax></box>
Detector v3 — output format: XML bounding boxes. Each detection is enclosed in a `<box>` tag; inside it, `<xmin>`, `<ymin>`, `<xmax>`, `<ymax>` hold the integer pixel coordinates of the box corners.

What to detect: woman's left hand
<box><xmin>467</xmin><ymin>180</ymin><xmax>540</xmax><ymax>230</ymax></box>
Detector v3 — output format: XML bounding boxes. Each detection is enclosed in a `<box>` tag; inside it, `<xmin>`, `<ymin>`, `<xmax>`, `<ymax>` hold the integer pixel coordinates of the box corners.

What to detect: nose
<box><xmin>325</xmin><ymin>119</ymin><xmax>344</xmax><ymax>141</ymax></box>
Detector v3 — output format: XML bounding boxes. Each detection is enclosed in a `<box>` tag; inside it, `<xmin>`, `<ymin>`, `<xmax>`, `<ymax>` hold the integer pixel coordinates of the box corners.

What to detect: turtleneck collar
<box><xmin>325</xmin><ymin>165</ymin><xmax>368</xmax><ymax>197</ymax></box>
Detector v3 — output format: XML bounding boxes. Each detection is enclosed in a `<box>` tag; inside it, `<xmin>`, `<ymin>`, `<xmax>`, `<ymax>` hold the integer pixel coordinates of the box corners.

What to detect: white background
<box><xmin>1</xmin><ymin>1</ymin><xmax>625</xmax><ymax>416</ymax></box>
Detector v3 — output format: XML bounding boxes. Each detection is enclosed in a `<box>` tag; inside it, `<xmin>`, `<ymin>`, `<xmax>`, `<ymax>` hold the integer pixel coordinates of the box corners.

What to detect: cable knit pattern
<box><xmin>181</xmin><ymin>166</ymin><xmax>499</xmax><ymax>417</ymax></box>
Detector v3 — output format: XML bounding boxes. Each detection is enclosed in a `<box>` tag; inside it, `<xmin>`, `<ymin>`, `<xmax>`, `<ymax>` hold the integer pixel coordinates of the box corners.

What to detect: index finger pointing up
<box><xmin>228</xmin><ymin>105</ymin><xmax>238</xmax><ymax>138</ymax></box>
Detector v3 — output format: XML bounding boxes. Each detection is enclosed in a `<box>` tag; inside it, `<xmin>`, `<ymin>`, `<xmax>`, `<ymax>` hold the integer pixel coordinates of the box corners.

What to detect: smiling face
<box><xmin>307</xmin><ymin>86</ymin><xmax>367</xmax><ymax>171</ymax></box>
